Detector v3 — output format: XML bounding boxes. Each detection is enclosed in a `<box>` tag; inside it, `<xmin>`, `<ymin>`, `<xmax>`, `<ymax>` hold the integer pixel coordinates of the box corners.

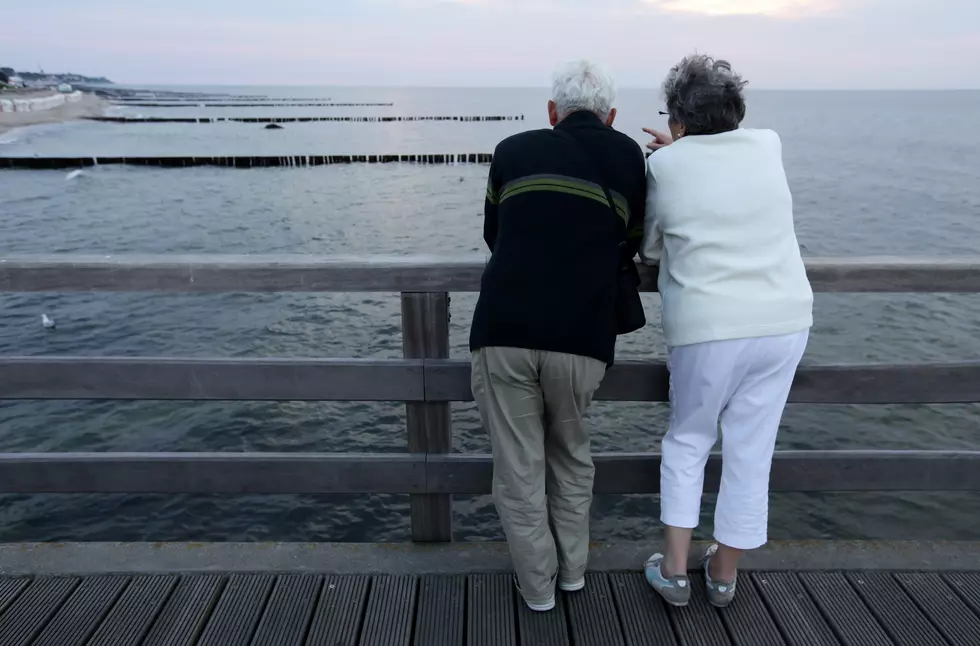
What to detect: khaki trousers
<box><xmin>471</xmin><ymin>347</ymin><xmax>606</xmax><ymax>604</ymax></box>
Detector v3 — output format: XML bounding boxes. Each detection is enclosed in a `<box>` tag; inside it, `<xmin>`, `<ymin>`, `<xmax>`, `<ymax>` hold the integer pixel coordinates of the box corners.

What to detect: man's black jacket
<box><xmin>469</xmin><ymin>110</ymin><xmax>647</xmax><ymax>365</ymax></box>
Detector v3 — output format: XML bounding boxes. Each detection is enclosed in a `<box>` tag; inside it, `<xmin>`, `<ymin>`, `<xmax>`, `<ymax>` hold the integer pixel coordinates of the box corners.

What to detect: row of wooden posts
<box><xmin>0</xmin><ymin>154</ymin><xmax>495</xmax><ymax>169</ymax></box>
<box><xmin>106</xmin><ymin>96</ymin><xmax>330</xmax><ymax>102</ymax></box>
<box><xmin>111</xmin><ymin>102</ymin><xmax>395</xmax><ymax>108</ymax></box>
<box><xmin>86</xmin><ymin>115</ymin><xmax>525</xmax><ymax>124</ymax></box>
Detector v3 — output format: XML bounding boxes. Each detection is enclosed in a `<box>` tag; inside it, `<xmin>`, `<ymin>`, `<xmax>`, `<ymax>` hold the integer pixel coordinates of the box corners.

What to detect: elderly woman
<box><xmin>639</xmin><ymin>55</ymin><xmax>813</xmax><ymax>608</ymax></box>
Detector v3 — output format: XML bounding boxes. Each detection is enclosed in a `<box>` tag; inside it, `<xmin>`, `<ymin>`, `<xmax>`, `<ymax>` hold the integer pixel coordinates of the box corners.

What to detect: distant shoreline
<box><xmin>0</xmin><ymin>93</ymin><xmax>107</xmax><ymax>137</ymax></box>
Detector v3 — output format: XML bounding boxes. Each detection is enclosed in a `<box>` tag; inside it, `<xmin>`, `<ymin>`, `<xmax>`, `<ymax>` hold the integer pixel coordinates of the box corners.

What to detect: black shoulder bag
<box><xmin>559</xmin><ymin>131</ymin><xmax>646</xmax><ymax>335</ymax></box>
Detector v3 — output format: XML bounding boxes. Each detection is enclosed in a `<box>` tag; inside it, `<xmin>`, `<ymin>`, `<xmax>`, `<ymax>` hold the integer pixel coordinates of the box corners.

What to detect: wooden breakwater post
<box><xmin>0</xmin><ymin>155</ymin><xmax>495</xmax><ymax>169</ymax></box>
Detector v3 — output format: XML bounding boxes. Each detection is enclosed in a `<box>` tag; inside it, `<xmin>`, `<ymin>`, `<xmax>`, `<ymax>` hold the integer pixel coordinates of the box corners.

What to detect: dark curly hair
<box><xmin>663</xmin><ymin>55</ymin><xmax>748</xmax><ymax>135</ymax></box>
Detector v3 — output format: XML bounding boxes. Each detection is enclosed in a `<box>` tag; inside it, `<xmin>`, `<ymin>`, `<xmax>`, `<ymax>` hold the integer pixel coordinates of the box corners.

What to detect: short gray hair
<box><xmin>663</xmin><ymin>55</ymin><xmax>747</xmax><ymax>135</ymax></box>
<box><xmin>552</xmin><ymin>60</ymin><xmax>616</xmax><ymax>121</ymax></box>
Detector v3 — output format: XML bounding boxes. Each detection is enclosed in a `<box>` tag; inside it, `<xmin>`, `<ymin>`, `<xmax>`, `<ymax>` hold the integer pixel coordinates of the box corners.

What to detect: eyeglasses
<box><xmin>658</xmin><ymin>111</ymin><xmax>668</xmax><ymax>116</ymax></box>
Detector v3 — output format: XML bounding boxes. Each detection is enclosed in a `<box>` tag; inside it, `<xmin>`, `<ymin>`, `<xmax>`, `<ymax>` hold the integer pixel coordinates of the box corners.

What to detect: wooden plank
<box><xmin>4</xmin><ymin>450</ymin><xmax>977</xmax><ymax>497</ymax></box>
<box><xmin>31</xmin><ymin>575</ymin><xmax>129</xmax><ymax>646</ymax></box>
<box><xmin>517</xmin><ymin>591</ymin><xmax>569</xmax><ymax>646</ymax></box>
<box><xmin>424</xmin><ymin>359</ymin><xmax>980</xmax><ymax>404</ymax></box>
<box><xmin>87</xmin><ymin>575</ymin><xmax>177</xmax><ymax>646</ymax></box>
<box><xmin>799</xmin><ymin>256</ymin><xmax>980</xmax><ymax>293</ymax></box>
<box><xmin>0</xmin><ymin>577</ymin><xmax>79</xmax><ymax>646</ymax></box>
<box><xmin>142</xmin><ymin>575</ymin><xmax>224</xmax><ymax>646</ymax></box>
<box><xmin>196</xmin><ymin>574</ymin><xmax>275</xmax><ymax>646</ymax></box>
<box><xmin>413</xmin><ymin>575</ymin><xmax>464</xmax><ymax>646</ymax></box>
<box><xmin>468</xmin><ymin>574</ymin><xmax>517</xmax><ymax>646</ymax></box>
<box><xmin>426</xmin><ymin>451</ymin><xmax>980</xmax><ymax>494</ymax></box>
<box><xmin>798</xmin><ymin>572</ymin><xmax>891</xmax><ymax>646</ymax></box>
<box><xmin>789</xmin><ymin>362</ymin><xmax>980</xmax><ymax>404</ymax></box>
<box><xmin>250</xmin><ymin>575</ymin><xmax>322</xmax><ymax>646</ymax></box>
<box><xmin>358</xmin><ymin>575</ymin><xmax>417</xmax><ymax>646</ymax></box>
<box><xmin>564</xmin><ymin>573</ymin><xmax>626</xmax><ymax>646</ymax></box>
<box><xmin>717</xmin><ymin>575</ymin><xmax>785</xmax><ymax>646</ymax></box>
<box><xmin>667</xmin><ymin>575</ymin><xmax>731</xmax><ymax>646</ymax></box>
<box><xmin>0</xmin><ymin>578</ymin><xmax>30</xmax><ymax>616</ymax></box>
<box><xmin>895</xmin><ymin>572</ymin><xmax>980</xmax><ymax>645</ymax></box>
<box><xmin>0</xmin><ymin>357</ymin><xmax>423</xmax><ymax>401</ymax></box>
<box><xmin>844</xmin><ymin>572</ymin><xmax>945</xmax><ymax>646</ymax></box>
<box><xmin>0</xmin><ymin>255</ymin><xmax>488</xmax><ymax>293</ymax></box>
<box><xmin>608</xmin><ymin>573</ymin><xmax>677</xmax><ymax>646</ymax></box>
<box><xmin>0</xmin><ymin>453</ymin><xmax>425</xmax><ymax>494</ymax></box>
<box><xmin>751</xmin><ymin>572</ymin><xmax>840</xmax><ymax>646</ymax></box>
<box><xmin>2</xmin><ymin>255</ymin><xmax>979</xmax><ymax>293</ymax></box>
<box><xmin>305</xmin><ymin>575</ymin><xmax>370</xmax><ymax>646</ymax></box>
<box><xmin>402</xmin><ymin>293</ymin><xmax>453</xmax><ymax>543</ymax></box>
<box><xmin>943</xmin><ymin>572</ymin><xmax>980</xmax><ymax>617</ymax></box>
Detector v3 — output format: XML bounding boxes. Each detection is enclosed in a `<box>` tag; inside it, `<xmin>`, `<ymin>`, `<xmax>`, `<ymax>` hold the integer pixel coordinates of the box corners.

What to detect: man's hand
<box><xmin>642</xmin><ymin>127</ymin><xmax>673</xmax><ymax>152</ymax></box>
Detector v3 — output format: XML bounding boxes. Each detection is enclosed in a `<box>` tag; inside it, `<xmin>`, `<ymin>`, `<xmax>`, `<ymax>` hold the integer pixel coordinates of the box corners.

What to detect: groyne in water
<box><xmin>0</xmin><ymin>154</ymin><xmax>494</xmax><ymax>169</ymax></box>
<box><xmin>107</xmin><ymin>96</ymin><xmax>330</xmax><ymax>102</ymax></box>
<box><xmin>86</xmin><ymin>115</ymin><xmax>524</xmax><ymax>124</ymax></box>
<box><xmin>112</xmin><ymin>102</ymin><xmax>395</xmax><ymax>108</ymax></box>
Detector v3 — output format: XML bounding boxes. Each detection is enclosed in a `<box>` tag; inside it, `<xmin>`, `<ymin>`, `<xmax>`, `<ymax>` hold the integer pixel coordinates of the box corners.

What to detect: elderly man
<box><xmin>470</xmin><ymin>60</ymin><xmax>647</xmax><ymax>612</ymax></box>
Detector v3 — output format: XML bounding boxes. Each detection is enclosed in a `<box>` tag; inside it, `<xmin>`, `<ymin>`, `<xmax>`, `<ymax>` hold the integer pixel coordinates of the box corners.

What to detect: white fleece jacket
<box><xmin>641</xmin><ymin>128</ymin><xmax>813</xmax><ymax>348</ymax></box>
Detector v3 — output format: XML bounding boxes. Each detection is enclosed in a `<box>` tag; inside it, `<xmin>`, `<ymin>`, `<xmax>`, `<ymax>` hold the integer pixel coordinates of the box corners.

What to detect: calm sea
<box><xmin>1</xmin><ymin>86</ymin><xmax>979</xmax><ymax>543</ymax></box>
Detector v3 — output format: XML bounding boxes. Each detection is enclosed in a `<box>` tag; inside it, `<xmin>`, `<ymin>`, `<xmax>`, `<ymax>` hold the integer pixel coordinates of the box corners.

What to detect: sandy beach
<box><xmin>0</xmin><ymin>93</ymin><xmax>107</xmax><ymax>136</ymax></box>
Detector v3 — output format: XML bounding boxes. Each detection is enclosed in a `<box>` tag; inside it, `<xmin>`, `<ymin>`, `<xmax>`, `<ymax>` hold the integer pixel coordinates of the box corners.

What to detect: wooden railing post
<box><xmin>401</xmin><ymin>292</ymin><xmax>453</xmax><ymax>542</ymax></box>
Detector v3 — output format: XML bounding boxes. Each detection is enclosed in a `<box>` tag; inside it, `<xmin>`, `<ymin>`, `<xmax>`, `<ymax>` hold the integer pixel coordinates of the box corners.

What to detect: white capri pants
<box><xmin>660</xmin><ymin>330</ymin><xmax>809</xmax><ymax>550</ymax></box>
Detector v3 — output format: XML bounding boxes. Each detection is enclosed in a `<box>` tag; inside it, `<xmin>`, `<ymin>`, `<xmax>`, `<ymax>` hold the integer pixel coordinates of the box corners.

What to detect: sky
<box><xmin>2</xmin><ymin>0</ymin><xmax>979</xmax><ymax>88</ymax></box>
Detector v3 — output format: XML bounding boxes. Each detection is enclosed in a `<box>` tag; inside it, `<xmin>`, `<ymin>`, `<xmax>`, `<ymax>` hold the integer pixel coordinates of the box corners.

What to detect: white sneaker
<box><xmin>525</xmin><ymin>596</ymin><xmax>556</xmax><ymax>612</ymax></box>
<box><xmin>559</xmin><ymin>578</ymin><xmax>586</xmax><ymax>593</ymax></box>
<box><xmin>513</xmin><ymin>575</ymin><xmax>558</xmax><ymax>612</ymax></box>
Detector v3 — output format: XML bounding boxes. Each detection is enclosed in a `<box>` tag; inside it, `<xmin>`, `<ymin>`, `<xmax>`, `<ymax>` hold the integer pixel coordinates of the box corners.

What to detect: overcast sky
<box><xmin>2</xmin><ymin>0</ymin><xmax>978</xmax><ymax>88</ymax></box>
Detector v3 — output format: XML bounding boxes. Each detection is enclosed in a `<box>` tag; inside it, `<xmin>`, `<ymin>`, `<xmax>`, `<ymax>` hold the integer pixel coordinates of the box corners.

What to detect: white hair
<box><xmin>551</xmin><ymin>60</ymin><xmax>616</xmax><ymax>121</ymax></box>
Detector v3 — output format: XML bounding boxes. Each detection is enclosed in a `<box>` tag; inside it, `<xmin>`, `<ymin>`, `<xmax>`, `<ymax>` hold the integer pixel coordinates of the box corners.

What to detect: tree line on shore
<box><xmin>0</xmin><ymin>67</ymin><xmax>113</xmax><ymax>86</ymax></box>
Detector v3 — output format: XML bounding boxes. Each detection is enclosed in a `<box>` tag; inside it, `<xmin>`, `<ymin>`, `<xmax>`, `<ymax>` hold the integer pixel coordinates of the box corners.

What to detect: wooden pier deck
<box><xmin>2</xmin><ymin>569</ymin><xmax>980</xmax><ymax>645</ymax></box>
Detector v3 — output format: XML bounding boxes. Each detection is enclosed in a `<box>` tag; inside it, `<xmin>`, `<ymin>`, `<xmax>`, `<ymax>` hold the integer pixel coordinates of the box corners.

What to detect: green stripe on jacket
<box><xmin>496</xmin><ymin>174</ymin><xmax>629</xmax><ymax>225</ymax></box>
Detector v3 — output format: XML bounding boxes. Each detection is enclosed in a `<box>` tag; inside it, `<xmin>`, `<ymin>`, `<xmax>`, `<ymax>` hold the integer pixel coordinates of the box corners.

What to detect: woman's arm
<box><xmin>638</xmin><ymin>127</ymin><xmax>673</xmax><ymax>265</ymax></box>
<box><xmin>639</xmin><ymin>165</ymin><xmax>663</xmax><ymax>266</ymax></box>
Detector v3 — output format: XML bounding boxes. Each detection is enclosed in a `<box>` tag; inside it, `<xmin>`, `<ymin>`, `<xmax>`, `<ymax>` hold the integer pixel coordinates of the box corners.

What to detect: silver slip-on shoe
<box><xmin>701</xmin><ymin>544</ymin><xmax>737</xmax><ymax>608</ymax></box>
<box><xmin>644</xmin><ymin>553</ymin><xmax>691</xmax><ymax>607</ymax></box>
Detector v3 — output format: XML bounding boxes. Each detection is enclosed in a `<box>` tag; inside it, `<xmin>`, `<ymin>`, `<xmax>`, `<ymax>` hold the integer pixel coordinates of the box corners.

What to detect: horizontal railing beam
<box><xmin>1</xmin><ymin>451</ymin><xmax>977</xmax><ymax>494</ymax></box>
<box><xmin>3</xmin><ymin>357</ymin><xmax>978</xmax><ymax>404</ymax></box>
<box><xmin>426</xmin><ymin>359</ymin><xmax>980</xmax><ymax>404</ymax></box>
<box><xmin>0</xmin><ymin>357</ymin><xmax>424</xmax><ymax>401</ymax></box>
<box><xmin>0</xmin><ymin>255</ymin><xmax>487</xmax><ymax>293</ymax></box>
<box><xmin>0</xmin><ymin>453</ymin><xmax>426</xmax><ymax>494</ymax></box>
<box><xmin>2</xmin><ymin>255</ymin><xmax>980</xmax><ymax>293</ymax></box>
<box><xmin>427</xmin><ymin>451</ymin><xmax>980</xmax><ymax>493</ymax></box>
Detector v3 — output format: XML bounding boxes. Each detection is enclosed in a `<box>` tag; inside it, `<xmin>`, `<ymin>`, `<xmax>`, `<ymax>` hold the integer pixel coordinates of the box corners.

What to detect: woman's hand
<box><xmin>643</xmin><ymin>127</ymin><xmax>673</xmax><ymax>152</ymax></box>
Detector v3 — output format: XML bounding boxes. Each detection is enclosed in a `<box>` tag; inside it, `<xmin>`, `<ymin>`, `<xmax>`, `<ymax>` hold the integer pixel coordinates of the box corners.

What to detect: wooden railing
<box><xmin>1</xmin><ymin>255</ymin><xmax>979</xmax><ymax>543</ymax></box>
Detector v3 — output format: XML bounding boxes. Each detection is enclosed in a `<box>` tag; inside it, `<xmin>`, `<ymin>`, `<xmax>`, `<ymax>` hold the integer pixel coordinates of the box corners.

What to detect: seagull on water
<box><xmin>41</xmin><ymin>314</ymin><xmax>56</xmax><ymax>329</ymax></box>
